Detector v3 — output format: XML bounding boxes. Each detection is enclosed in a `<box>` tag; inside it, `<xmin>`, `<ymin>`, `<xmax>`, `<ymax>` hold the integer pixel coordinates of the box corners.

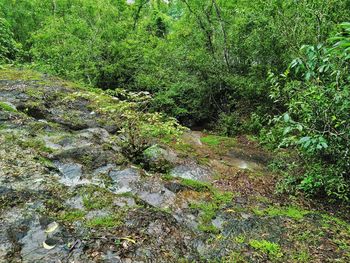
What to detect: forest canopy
<box><xmin>1</xmin><ymin>0</ymin><xmax>349</xmax><ymax>202</ymax></box>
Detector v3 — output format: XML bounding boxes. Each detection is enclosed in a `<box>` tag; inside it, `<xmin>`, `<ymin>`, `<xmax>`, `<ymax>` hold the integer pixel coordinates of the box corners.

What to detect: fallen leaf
<box><xmin>121</xmin><ymin>236</ymin><xmax>136</xmax><ymax>244</ymax></box>
<box><xmin>43</xmin><ymin>241</ymin><xmax>56</xmax><ymax>250</ymax></box>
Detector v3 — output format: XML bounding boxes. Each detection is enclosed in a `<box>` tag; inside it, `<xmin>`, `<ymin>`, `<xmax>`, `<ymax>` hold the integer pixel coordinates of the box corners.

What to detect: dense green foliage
<box><xmin>266</xmin><ymin>23</ymin><xmax>350</xmax><ymax>201</ymax></box>
<box><xmin>0</xmin><ymin>17</ymin><xmax>19</xmax><ymax>63</ymax></box>
<box><xmin>1</xmin><ymin>0</ymin><xmax>349</xmax><ymax>201</ymax></box>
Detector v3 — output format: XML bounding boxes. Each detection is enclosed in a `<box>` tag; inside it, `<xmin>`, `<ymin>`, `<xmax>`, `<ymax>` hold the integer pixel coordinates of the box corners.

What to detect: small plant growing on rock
<box><xmin>249</xmin><ymin>239</ymin><xmax>283</xmax><ymax>259</ymax></box>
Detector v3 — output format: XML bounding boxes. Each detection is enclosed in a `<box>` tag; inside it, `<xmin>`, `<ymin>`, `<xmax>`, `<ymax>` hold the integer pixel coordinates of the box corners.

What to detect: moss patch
<box><xmin>253</xmin><ymin>206</ymin><xmax>309</xmax><ymax>220</ymax></box>
<box><xmin>81</xmin><ymin>186</ymin><xmax>114</xmax><ymax>210</ymax></box>
<box><xmin>59</xmin><ymin>210</ymin><xmax>86</xmax><ymax>222</ymax></box>
<box><xmin>0</xmin><ymin>68</ymin><xmax>42</xmax><ymax>80</ymax></box>
<box><xmin>200</xmin><ymin>135</ymin><xmax>236</xmax><ymax>147</ymax></box>
<box><xmin>180</xmin><ymin>178</ymin><xmax>211</xmax><ymax>192</ymax></box>
<box><xmin>249</xmin><ymin>239</ymin><xmax>283</xmax><ymax>259</ymax></box>
<box><xmin>190</xmin><ymin>188</ymin><xmax>234</xmax><ymax>233</ymax></box>
<box><xmin>86</xmin><ymin>214</ymin><xmax>123</xmax><ymax>228</ymax></box>
<box><xmin>0</xmin><ymin>101</ymin><xmax>16</xmax><ymax>112</ymax></box>
<box><xmin>19</xmin><ymin>137</ymin><xmax>53</xmax><ymax>153</ymax></box>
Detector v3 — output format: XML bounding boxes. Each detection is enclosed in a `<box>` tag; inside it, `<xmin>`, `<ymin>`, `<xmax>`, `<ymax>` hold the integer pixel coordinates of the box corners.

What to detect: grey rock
<box><xmin>102</xmin><ymin>251</ymin><xmax>122</xmax><ymax>263</ymax></box>
<box><xmin>164</xmin><ymin>182</ymin><xmax>187</xmax><ymax>193</ymax></box>
<box><xmin>173</xmin><ymin>211</ymin><xmax>198</xmax><ymax>230</ymax></box>
<box><xmin>86</xmin><ymin>210</ymin><xmax>110</xmax><ymax>220</ymax></box>
<box><xmin>56</xmin><ymin>162</ymin><xmax>82</xmax><ymax>179</ymax></box>
<box><xmin>143</xmin><ymin>145</ymin><xmax>178</xmax><ymax>165</ymax></box>
<box><xmin>65</xmin><ymin>196</ymin><xmax>84</xmax><ymax>209</ymax></box>
<box><xmin>212</xmin><ymin>216</ymin><xmax>225</xmax><ymax>230</ymax></box>
<box><xmin>20</xmin><ymin>218</ymin><xmax>68</xmax><ymax>263</ymax></box>
<box><xmin>109</xmin><ymin>168</ymin><xmax>140</xmax><ymax>194</ymax></box>
<box><xmin>135</xmin><ymin>180</ymin><xmax>176</xmax><ymax>208</ymax></box>
<box><xmin>55</xmin><ymin>162</ymin><xmax>89</xmax><ymax>186</ymax></box>
<box><xmin>113</xmin><ymin>197</ymin><xmax>136</xmax><ymax>207</ymax></box>
<box><xmin>170</xmin><ymin>164</ymin><xmax>212</xmax><ymax>182</ymax></box>
<box><xmin>93</xmin><ymin>164</ymin><xmax>116</xmax><ymax>176</ymax></box>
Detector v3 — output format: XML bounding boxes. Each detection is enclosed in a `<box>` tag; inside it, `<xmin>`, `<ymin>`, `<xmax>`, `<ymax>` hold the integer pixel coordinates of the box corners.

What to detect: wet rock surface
<box><xmin>1</xmin><ymin>69</ymin><xmax>349</xmax><ymax>262</ymax></box>
<box><xmin>170</xmin><ymin>163</ymin><xmax>212</xmax><ymax>182</ymax></box>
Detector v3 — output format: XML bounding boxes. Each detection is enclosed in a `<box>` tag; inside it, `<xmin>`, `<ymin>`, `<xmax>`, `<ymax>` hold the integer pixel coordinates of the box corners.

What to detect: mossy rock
<box><xmin>0</xmin><ymin>101</ymin><xmax>17</xmax><ymax>112</ymax></box>
<box><xmin>143</xmin><ymin>144</ymin><xmax>178</xmax><ymax>172</ymax></box>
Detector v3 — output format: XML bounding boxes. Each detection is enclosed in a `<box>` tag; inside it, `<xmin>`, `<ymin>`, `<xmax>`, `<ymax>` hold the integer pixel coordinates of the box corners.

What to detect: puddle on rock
<box><xmin>223</xmin><ymin>156</ymin><xmax>265</xmax><ymax>172</ymax></box>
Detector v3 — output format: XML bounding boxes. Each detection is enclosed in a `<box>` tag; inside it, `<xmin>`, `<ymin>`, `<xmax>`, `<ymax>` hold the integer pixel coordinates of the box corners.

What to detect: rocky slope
<box><xmin>0</xmin><ymin>68</ymin><xmax>349</xmax><ymax>262</ymax></box>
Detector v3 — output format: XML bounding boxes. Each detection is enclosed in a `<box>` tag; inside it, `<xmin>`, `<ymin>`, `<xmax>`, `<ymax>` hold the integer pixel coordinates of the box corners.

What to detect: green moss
<box><xmin>27</xmin><ymin>122</ymin><xmax>50</xmax><ymax>132</ymax></box>
<box><xmin>253</xmin><ymin>206</ymin><xmax>308</xmax><ymax>220</ymax></box>
<box><xmin>190</xmin><ymin>189</ymin><xmax>233</xmax><ymax>233</ymax></box>
<box><xmin>200</xmin><ymin>135</ymin><xmax>236</xmax><ymax>147</ymax></box>
<box><xmin>200</xmin><ymin>135</ymin><xmax>222</xmax><ymax>146</ymax></box>
<box><xmin>192</xmin><ymin>202</ymin><xmax>218</xmax><ymax>223</ymax></box>
<box><xmin>43</xmin><ymin>197</ymin><xmax>66</xmax><ymax>213</ymax></box>
<box><xmin>223</xmin><ymin>251</ymin><xmax>246</xmax><ymax>262</ymax></box>
<box><xmin>37</xmin><ymin>156</ymin><xmax>54</xmax><ymax>168</ymax></box>
<box><xmin>142</xmin><ymin>144</ymin><xmax>174</xmax><ymax>172</ymax></box>
<box><xmin>59</xmin><ymin>210</ymin><xmax>86</xmax><ymax>222</ymax></box>
<box><xmin>249</xmin><ymin>239</ymin><xmax>283</xmax><ymax>258</ymax></box>
<box><xmin>149</xmin><ymin>206</ymin><xmax>172</xmax><ymax>214</ymax></box>
<box><xmin>171</xmin><ymin>141</ymin><xmax>194</xmax><ymax>155</ymax></box>
<box><xmin>0</xmin><ymin>68</ymin><xmax>42</xmax><ymax>80</ymax></box>
<box><xmin>143</xmin><ymin>144</ymin><xmax>162</xmax><ymax>159</ymax></box>
<box><xmin>0</xmin><ymin>124</ymin><xmax>8</xmax><ymax>130</ymax></box>
<box><xmin>116</xmin><ymin>192</ymin><xmax>135</xmax><ymax>198</ymax></box>
<box><xmin>25</xmin><ymin>88</ymin><xmax>44</xmax><ymax>99</ymax></box>
<box><xmin>252</xmin><ymin>207</ymin><xmax>265</xmax><ymax>216</ymax></box>
<box><xmin>212</xmin><ymin>190</ymin><xmax>234</xmax><ymax>204</ymax></box>
<box><xmin>80</xmin><ymin>154</ymin><xmax>93</xmax><ymax>167</ymax></box>
<box><xmin>234</xmin><ymin>235</ymin><xmax>245</xmax><ymax>244</ymax></box>
<box><xmin>20</xmin><ymin>138</ymin><xmax>53</xmax><ymax>153</ymax></box>
<box><xmin>266</xmin><ymin>206</ymin><xmax>308</xmax><ymax>220</ymax></box>
<box><xmin>176</xmin><ymin>177</ymin><xmax>234</xmax><ymax>233</ymax></box>
<box><xmin>321</xmin><ymin>214</ymin><xmax>350</xmax><ymax>232</ymax></box>
<box><xmin>99</xmin><ymin>173</ymin><xmax>114</xmax><ymax>188</ymax></box>
<box><xmin>81</xmin><ymin>186</ymin><xmax>114</xmax><ymax>210</ymax></box>
<box><xmin>0</xmin><ymin>101</ymin><xmax>16</xmax><ymax>112</ymax></box>
<box><xmin>180</xmin><ymin>178</ymin><xmax>211</xmax><ymax>192</ymax></box>
<box><xmin>253</xmin><ymin>195</ymin><xmax>271</xmax><ymax>204</ymax></box>
<box><xmin>198</xmin><ymin>224</ymin><xmax>219</xmax><ymax>233</ymax></box>
<box><xmin>292</xmin><ymin>250</ymin><xmax>311</xmax><ymax>262</ymax></box>
<box><xmin>86</xmin><ymin>214</ymin><xmax>123</xmax><ymax>228</ymax></box>
<box><xmin>162</xmin><ymin>174</ymin><xmax>174</xmax><ymax>181</ymax></box>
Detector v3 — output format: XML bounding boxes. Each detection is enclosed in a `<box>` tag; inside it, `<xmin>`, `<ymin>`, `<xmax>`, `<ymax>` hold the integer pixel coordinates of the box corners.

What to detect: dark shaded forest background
<box><xmin>1</xmin><ymin>0</ymin><xmax>350</xmax><ymax>202</ymax></box>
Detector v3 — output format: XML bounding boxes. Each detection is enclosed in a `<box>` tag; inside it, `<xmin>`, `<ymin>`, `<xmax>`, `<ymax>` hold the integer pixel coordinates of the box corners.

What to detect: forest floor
<box><xmin>0</xmin><ymin>68</ymin><xmax>349</xmax><ymax>262</ymax></box>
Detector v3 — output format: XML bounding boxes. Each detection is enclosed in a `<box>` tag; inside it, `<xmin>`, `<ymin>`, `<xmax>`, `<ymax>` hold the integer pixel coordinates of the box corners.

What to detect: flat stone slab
<box><xmin>170</xmin><ymin>164</ymin><xmax>212</xmax><ymax>182</ymax></box>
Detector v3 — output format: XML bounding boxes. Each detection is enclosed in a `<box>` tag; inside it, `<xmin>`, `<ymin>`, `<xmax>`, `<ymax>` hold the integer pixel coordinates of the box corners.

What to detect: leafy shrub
<box><xmin>3</xmin><ymin>0</ymin><xmax>349</xmax><ymax>126</ymax></box>
<box><xmin>215</xmin><ymin>112</ymin><xmax>242</xmax><ymax>136</ymax></box>
<box><xmin>268</xmin><ymin>23</ymin><xmax>350</xmax><ymax>202</ymax></box>
<box><xmin>0</xmin><ymin>17</ymin><xmax>20</xmax><ymax>63</ymax></box>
